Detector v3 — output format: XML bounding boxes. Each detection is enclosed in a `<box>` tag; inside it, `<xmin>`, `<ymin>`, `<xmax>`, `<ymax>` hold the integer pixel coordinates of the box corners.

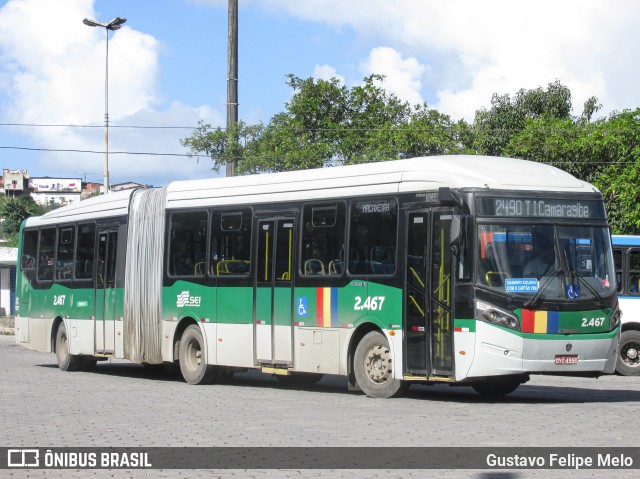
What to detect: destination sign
<box><xmin>477</xmin><ymin>197</ymin><xmax>606</xmax><ymax>219</ymax></box>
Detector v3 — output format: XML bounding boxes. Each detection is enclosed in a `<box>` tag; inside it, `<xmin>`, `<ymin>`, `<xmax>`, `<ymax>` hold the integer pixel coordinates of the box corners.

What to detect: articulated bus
<box><xmin>612</xmin><ymin>235</ymin><xmax>640</xmax><ymax>375</ymax></box>
<box><xmin>15</xmin><ymin>156</ymin><xmax>620</xmax><ymax>398</ymax></box>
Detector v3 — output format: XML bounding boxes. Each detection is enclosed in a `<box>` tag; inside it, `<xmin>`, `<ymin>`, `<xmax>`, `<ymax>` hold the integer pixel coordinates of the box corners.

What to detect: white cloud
<box><xmin>0</xmin><ymin>0</ymin><xmax>224</xmax><ymax>186</ymax></box>
<box><xmin>313</xmin><ymin>64</ymin><xmax>345</xmax><ymax>84</ymax></box>
<box><xmin>265</xmin><ymin>0</ymin><xmax>640</xmax><ymax>120</ymax></box>
<box><xmin>359</xmin><ymin>47</ymin><xmax>425</xmax><ymax>106</ymax></box>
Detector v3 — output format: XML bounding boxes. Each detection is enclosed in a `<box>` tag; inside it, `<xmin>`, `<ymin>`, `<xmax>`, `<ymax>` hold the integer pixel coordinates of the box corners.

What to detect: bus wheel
<box><xmin>55</xmin><ymin>323</ymin><xmax>82</xmax><ymax>372</ymax></box>
<box><xmin>179</xmin><ymin>325</ymin><xmax>216</xmax><ymax>385</ymax></box>
<box><xmin>354</xmin><ymin>331</ymin><xmax>408</xmax><ymax>398</ymax></box>
<box><xmin>471</xmin><ymin>376</ymin><xmax>522</xmax><ymax>397</ymax></box>
<box><xmin>617</xmin><ymin>330</ymin><xmax>640</xmax><ymax>376</ymax></box>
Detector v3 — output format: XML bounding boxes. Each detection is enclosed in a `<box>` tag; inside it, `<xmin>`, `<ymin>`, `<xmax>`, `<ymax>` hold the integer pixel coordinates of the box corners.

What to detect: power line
<box><xmin>0</xmin><ymin>146</ymin><xmax>192</xmax><ymax>157</ymax></box>
<box><xmin>0</xmin><ymin>145</ymin><xmax>637</xmax><ymax>166</ymax></box>
<box><xmin>0</xmin><ymin>123</ymin><xmax>197</xmax><ymax>130</ymax></box>
<box><xmin>1</xmin><ymin>122</ymin><xmax>639</xmax><ymax>134</ymax></box>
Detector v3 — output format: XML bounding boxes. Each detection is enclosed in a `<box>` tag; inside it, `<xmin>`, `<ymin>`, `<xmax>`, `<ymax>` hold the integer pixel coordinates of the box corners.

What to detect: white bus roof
<box><xmin>24</xmin><ymin>189</ymin><xmax>134</xmax><ymax>228</ymax></box>
<box><xmin>165</xmin><ymin>155</ymin><xmax>597</xmax><ymax>209</ymax></box>
<box><xmin>24</xmin><ymin>156</ymin><xmax>599</xmax><ymax>226</ymax></box>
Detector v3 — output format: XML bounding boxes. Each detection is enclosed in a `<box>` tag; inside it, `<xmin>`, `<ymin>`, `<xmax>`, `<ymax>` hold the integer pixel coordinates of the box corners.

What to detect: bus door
<box><xmin>404</xmin><ymin>209</ymin><xmax>454</xmax><ymax>377</ymax></box>
<box><xmin>95</xmin><ymin>229</ymin><xmax>118</xmax><ymax>354</ymax></box>
<box><xmin>254</xmin><ymin>217</ymin><xmax>296</xmax><ymax>366</ymax></box>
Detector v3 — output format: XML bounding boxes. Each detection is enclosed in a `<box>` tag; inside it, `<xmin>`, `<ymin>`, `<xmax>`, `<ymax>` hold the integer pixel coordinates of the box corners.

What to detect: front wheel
<box><xmin>55</xmin><ymin>323</ymin><xmax>83</xmax><ymax>372</ymax></box>
<box><xmin>353</xmin><ymin>331</ymin><xmax>408</xmax><ymax>398</ymax></box>
<box><xmin>179</xmin><ymin>325</ymin><xmax>216</xmax><ymax>385</ymax></box>
<box><xmin>617</xmin><ymin>330</ymin><xmax>640</xmax><ymax>376</ymax></box>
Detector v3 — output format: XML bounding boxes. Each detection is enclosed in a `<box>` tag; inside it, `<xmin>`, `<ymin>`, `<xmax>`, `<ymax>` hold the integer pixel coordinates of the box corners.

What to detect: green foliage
<box><xmin>472</xmin><ymin>80</ymin><xmax>574</xmax><ymax>156</ymax></box>
<box><xmin>0</xmin><ymin>195</ymin><xmax>44</xmax><ymax>245</ymax></box>
<box><xmin>588</xmin><ymin>109</ymin><xmax>640</xmax><ymax>234</ymax></box>
<box><xmin>180</xmin><ymin>120</ymin><xmax>264</xmax><ymax>173</ymax></box>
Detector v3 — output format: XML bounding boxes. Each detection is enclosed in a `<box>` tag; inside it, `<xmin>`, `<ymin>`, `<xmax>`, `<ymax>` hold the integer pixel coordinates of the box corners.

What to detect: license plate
<box><xmin>555</xmin><ymin>355</ymin><xmax>579</xmax><ymax>365</ymax></box>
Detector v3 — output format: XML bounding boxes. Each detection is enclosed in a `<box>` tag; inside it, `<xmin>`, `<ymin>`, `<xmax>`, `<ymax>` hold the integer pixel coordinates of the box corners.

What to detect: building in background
<box><xmin>2</xmin><ymin>169</ymin><xmax>29</xmax><ymax>197</ymax></box>
<box><xmin>29</xmin><ymin>177</ymin><xmax>83</xmax><ymax>206</ymax></box>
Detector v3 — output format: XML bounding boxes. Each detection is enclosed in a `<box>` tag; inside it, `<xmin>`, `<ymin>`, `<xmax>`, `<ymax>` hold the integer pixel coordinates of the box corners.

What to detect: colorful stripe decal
<box><xmin>316</xmin><ymin>287</ymin><xmax>338</xmax><ymax>327</ymax></box>
<box><xmin>522</xmin><ymin>309</ymin><xmax>560</xmax><ymax>334</ymax></box>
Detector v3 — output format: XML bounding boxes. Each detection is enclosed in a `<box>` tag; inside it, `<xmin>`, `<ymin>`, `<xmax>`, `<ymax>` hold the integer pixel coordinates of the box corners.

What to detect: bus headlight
<box><xmin>476</xmin><ymin>301</ymin><xmax>520</xmax><ymax>331</ymax></box>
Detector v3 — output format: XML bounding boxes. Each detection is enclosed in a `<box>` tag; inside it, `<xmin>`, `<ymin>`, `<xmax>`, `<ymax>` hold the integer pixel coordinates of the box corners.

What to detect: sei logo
<box><xmin>177</xmin><ymin>291</ymin><xmax>202</xmax><ymax>308</ymax></box>
<box><xmin>53</xmin><ymin>295</ymin><xmax>66</xmax><ymax>306</ymax></box>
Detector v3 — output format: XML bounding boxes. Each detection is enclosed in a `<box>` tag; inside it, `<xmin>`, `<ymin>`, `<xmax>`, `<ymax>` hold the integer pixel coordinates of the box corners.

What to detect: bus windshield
<box><xmin>477</xmin><ymin>224</ymin><xmax>615</xmax><ymax>301</ymax></box>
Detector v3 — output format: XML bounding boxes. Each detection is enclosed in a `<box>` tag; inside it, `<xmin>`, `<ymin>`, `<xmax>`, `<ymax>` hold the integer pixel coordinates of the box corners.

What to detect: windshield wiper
<box><xmin>523</xmin><ymin>267</ymin><xmax>564</xmax><ymax>310</ymax></box>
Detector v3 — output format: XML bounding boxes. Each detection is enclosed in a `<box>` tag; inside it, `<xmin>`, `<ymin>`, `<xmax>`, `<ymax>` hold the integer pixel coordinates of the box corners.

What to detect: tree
<box><xmin>182</xmin><ymin>74</ymin><xmax>468</xmax><ymax>174</ymax></box>
<box><xmin>180</xmin><ymin>120</ymin><xmax>264</xmax><ymax>174</ymax></box>
<box><xmin>471</xmin><ymin>80</ymin><xmax>597</xmax><ymax>156</ymax></box>
<box><xmin>588</xmin><ymin>109</ymin><xmax>640</xmax><ymax>234</ymax></box>
<box><xmin>0</xmin><ymin>195</ymin><xmax>45</xmax><ymax>246</ymax></box>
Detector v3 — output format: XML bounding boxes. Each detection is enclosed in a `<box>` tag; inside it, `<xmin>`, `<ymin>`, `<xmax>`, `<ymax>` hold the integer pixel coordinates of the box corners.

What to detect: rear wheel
<box><xmin>617</xmin><ymin>330</ymin><xmax>640</xmax><ymax>376</ymax></box>
<box><xmin>471</xmin><ymin>376</ymin><xmax>522</xmax><ymax>397</ymax></box>
<box><xmin>179</xmin><ymin>325</ymin><xmax>216</xmax><ymax>385</ymax></box>
<box><xmin>354</xmin><ymin>330</ymin><xmax>408</xmax><ymax>398</ymax></box>
<box><xmin>55</xmin><ymin>323</ymin><xmax>82</xmax><ymax>372</ymax></box>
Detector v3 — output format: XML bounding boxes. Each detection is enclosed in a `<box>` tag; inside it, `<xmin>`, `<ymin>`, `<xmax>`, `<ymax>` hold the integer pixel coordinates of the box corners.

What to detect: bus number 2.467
<box><xmin>354</xmin><ymin>296</ymin><xmax>385</xmax><ymax>311</ymax></box>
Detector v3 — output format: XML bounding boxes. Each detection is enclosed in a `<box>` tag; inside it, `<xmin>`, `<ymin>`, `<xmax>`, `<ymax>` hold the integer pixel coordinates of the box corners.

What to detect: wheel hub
<box><xmin>364</xmin><ymin>345</ymin><xmax>392</xmax><ymax>383</ymax></box>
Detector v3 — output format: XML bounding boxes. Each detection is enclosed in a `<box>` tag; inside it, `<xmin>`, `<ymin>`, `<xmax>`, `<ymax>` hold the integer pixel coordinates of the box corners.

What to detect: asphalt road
<box><xmin>1</xmin><ymin>334</ymin><xmax>639</xmax><ymax>479</ymax></box>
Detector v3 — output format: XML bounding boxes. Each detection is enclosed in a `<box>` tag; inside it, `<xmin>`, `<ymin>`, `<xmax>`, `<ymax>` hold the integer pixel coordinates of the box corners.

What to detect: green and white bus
<box><xmin>15</xmin><ymin>156</ymin><xmax>620</xmax><ymax>398</ymax></box>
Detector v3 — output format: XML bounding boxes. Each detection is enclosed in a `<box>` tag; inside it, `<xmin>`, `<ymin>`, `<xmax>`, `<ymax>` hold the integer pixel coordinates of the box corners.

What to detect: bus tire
<box><xmin>617</xmin><ymin>330</ymin><xmax>640</xmax><ymax>376</ymax></box>
<box><xmin>353</xmin><ymin>330</ymin><xmax>408</xmax><ymax>398</ymax></box>
<box><xmin>179</xmin><ymin>325</ymin><xmax>216</xmax><ymax>385</ymax></box>
<box><xmin>55</xmin><ymin>323</ymin><xmax>82</xmax><ymax>372</ymax></box>
<box><xmin>471</xmin><ymin>376</ymin><xmax>522</xmax><ymax>397</ymax></box>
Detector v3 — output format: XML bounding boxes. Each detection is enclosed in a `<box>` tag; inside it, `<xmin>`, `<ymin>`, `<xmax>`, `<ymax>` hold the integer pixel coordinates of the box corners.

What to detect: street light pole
<box><xmin>82</xmin><ymin>16</ymin><xmax>127</xmax><ymax>194</ymax></box>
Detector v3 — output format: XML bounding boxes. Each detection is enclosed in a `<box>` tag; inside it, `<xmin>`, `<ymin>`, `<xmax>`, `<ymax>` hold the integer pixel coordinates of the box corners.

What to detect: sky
<box><xmin>0</xmin><ymin>0</ymin><xmax>638</xmax><ymax>187</ymax></box>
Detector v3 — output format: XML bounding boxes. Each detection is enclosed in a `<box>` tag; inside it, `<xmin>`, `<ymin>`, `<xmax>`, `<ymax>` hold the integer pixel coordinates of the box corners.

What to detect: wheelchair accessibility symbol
<box><xmin>297</xmin><ymin>297</ymin><xmax>308</xmax><ymax>317</ymax></box>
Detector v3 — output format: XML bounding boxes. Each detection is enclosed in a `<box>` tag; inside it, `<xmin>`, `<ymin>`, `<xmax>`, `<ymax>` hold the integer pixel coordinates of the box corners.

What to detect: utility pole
<box><xmin>226</xmin><ymin>0</ymin><xmax>238</xmax><ymax>177</ymax></box>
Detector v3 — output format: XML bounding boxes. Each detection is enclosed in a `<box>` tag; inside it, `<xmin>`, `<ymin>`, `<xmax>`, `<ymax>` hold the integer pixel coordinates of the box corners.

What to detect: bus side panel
<box><xmin>453</xmin><ymin>319</ymin><xmax>476</xmax><ymax>381</ymax></box>
<box><xmin>67</xmin><ymin>318</ymin><xmax>95</xmax><ymax>356</ymax></box>
<box><xmin>216</xmin><ymin>285</ymin><xmax>254</xmax><ymax>367</ymax></box>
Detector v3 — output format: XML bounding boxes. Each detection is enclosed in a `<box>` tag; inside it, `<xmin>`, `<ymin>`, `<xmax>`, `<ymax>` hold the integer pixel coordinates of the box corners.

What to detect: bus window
<box><xmin>21</xmin><ymin>230</ymin><xmax>38</xmax><ymax>270</ymax></box>
<box><xmin>348</xmin><ymin>198</ymin><xmax>397</xmax><ymax>275</ymax></box>
<box><xmin>75</xmin><ymin>223</ymin><xmax>96</xmax><ymax>280</ymax></box>
<box><xmin>169</xmin><ymin>211</ymin><xmax>208</xmax><ymax>277</ymax></box>
<box><xmin>302</xmin><ymin>203</ymin><xmax>345</xmax><ymax>276</ymax></box>
<box><xmin>55</xmin><ymin>226</ymin><xmax>75</xmax><ymax>281</ymax></box>
<box><xmin>613</xmin><ymin>248</ymin><xmax>623</xmax><ymax>293</ymax></box>
<box><xmin>629</xmin><ymin>250</ymin><xmax>640</xmax><ymax>295</ymax></box>
<box><xmin>37</xmin><ymin>228</ymin><xmax>56</xmax><ymax>281</ymax></box>
<box><xmin>211</xmin><ymin>208</ymin><xmax>251</xmax><ymax>276</ymax></box>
